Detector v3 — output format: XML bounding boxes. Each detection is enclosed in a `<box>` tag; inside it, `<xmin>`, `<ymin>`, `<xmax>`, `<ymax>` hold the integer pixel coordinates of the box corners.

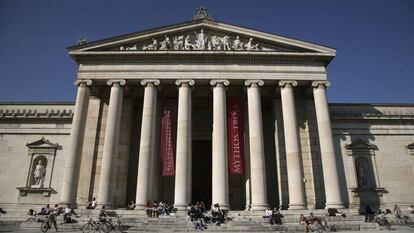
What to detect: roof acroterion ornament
<box><xmin>193</xmin><ymin>6</ymin><xmax>213</xmax><ymax>21</ymax></box>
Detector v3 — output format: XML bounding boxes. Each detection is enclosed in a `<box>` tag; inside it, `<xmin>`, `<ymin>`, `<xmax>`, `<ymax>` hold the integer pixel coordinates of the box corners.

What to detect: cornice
<box><xmin>0</xmin><ymin>106</ymin><xmax>74</xmax><ymax>120</ymax></box>
<box><xmin>69</xmin><ymin>51</ymin><xmax>334</xmax><ymax>66</ymax></box>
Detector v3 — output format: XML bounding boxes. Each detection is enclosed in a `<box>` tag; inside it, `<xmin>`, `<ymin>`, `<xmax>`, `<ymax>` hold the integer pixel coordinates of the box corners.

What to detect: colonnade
<box><xmin>60</xmin><ymin>78</ymin><xmax>345</xmax><ymax>210</ymax></box>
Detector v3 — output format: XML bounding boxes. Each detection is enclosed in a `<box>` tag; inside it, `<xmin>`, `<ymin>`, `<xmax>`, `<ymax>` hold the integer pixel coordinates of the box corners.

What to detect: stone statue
<box><xmin>142</xmin><ymin>38</ymin><xmax>158</xmax><ymax>50</ymax></box>
<box><xmin>211</xmin><ymin>36</ymin><xmax>222</xmax><ymax>50</ymax></box>
<box><xmin>222</xmin><ymin>36</ymin><xmax>231</xmax><ymax>50</ymax></box>
<box><xmin>120</xmin><ymin>45</ymin><xmax>137</xmax><ymax>51</ymax></box>
<box><xmin>245</xmin><ymin>38</ymin><xmax>259</xmax><ymax>51</ymax></box>
<box><xmin>184</xmin><ymin>35</ymin><xmax>196</xmax><ymax>50</ymax></box>
<box><xmin>357</xmin><ymin>163</ymin><xmax>368</xmax><ymax>187</ymax></box>
<box><xmin>173</xmin><ymin>36</ymin><xmax>184</xmax><ymax>50</ymax></box>
<box><xmin>159</xmin><ymin>36</ymin><xmax>172</xmax><ymax>50</ymax></box>
<box><xmin>196</xmin><ymin>29</ymin><xmax>206</xmax><ymax>50</ymax></box>
<box><xmin>32</xmin><ymin>160</ymin><xmax>46</xmax><ymax>188</ymax></box>
<box><xmin>232</xmin><ymin>36</ymin><xmax>243</xmax><ymax>50</ymax></box>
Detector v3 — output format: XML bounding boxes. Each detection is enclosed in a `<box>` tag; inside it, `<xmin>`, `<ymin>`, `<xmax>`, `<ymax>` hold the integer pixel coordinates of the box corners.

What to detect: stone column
<box><xmin>135</xmin><ymin>80</ymin><xmax>160</xmax><ymax>210</ymax></box>
<box><xmin>312</xmin><ymin>81</ymin><xmax>344</xmax><ymax>208</ymax></box>
<box><xmin>60</xmin><ymin>80</ymin><xmax>92</xmax><ymax>206</ymax></box>
<box><xmin>279</xmin><ymin>80</ymin><xmax>307</xmax><ymax>210</ymax></box>
<box><xmin>174</xmin><ymin>79</ymin><xmax>195</xmax><ymax>210</ymax></box>
<box><xmin>97</xmin><ymin>79</ymin><xmax>126</xmax><ymax>207</ymax></box>
<box><xmin>244</xmin><ymin>80</ymin><xmax>267</xmax><ymax>211</ymax></box>
<box><xmin>210</xmin><ymin>80</ymin><xmax>230</xmax><ymax>209</ymax></box>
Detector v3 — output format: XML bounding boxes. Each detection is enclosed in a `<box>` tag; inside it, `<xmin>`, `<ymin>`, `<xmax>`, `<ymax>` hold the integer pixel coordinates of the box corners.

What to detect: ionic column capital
<box><xmin>74</xmin><ymin>80</ymin><xmax>92</xmax><ymax>87</ymax></box>
<box><xmin>279</xmin><ymin>80</ymin><xmax>298</xmax><ymax>88</ymax></box>
<box><xmin>140</xmin><ymin>79</ymin><xmax>160</xmax><ymax>87</ymax></box>
<box><xmin>312</xmin><ymin>80</ymin><xmax>331</xmax><ymax>89</ymax></box>
<box><xmin>244</xmin><ymin>80</ymin><xmax>264</xmax><ymax>88</ymax></box>
<box><xmin>175</xmin><ymin>79</ymin><xmax>195</xmax><ymax>87</ymax></box>
<box><xmin>210</xmin><ymin>79</ymin><xmax>230</xmax><ymax>87</ymax></box>
<box><xmin>107</xmin><ymin>79</ymin><xmax>126</xmax><ymax>86</ymax></box>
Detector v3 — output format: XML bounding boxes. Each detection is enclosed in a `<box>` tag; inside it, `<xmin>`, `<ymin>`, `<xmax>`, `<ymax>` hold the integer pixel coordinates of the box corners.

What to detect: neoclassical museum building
<box><xmin>1</xmin><ymin>10</ymin><xmax>413</xmax><ymax>212</ymax></box>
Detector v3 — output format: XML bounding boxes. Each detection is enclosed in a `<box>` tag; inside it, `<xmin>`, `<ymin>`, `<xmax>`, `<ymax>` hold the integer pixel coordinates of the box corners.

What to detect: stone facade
<box><xmin>0</xmin><ymin>16</ymin><xmax>413</xmax><ymax>212</ymax></box>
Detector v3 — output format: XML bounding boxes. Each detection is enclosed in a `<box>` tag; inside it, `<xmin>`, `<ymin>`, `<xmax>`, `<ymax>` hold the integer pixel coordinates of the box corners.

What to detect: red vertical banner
<box><xmin>161</xmin><ymin>99</ymin><xmax>177</xmax><ymax>176</ymax></box>
<box><xmin>227</xmin><ymin>97</ymin><xmax>245</xmax><ymax>175</ymax></box>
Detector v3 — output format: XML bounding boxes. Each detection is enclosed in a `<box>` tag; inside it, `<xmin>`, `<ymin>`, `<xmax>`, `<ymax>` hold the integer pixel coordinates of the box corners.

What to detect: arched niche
<box><xmin>345</xmin><ymin>138</ymin><xmax>386</xmax><ymax>213</ymax></box>
<box><xmin>17</xmin><ymin>137</ymin><xmax>62</xmax><ymax>198</ymax></box>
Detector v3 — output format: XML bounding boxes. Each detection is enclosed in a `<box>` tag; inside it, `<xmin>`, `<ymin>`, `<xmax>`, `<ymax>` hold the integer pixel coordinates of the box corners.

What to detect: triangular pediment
<box><xmin>345</xmin><ymin>139</ymin><xmax>378</xmax><ymax>150</ymax></box>
<box><xmin>26</xmin><ymin>137</ymin><xmax>62</xmax><ymax>149</ymax></box>
<box><xmin>68</xmin><ymin>19</ymin><xmax>336</xmax><ymax>55</ymax></box>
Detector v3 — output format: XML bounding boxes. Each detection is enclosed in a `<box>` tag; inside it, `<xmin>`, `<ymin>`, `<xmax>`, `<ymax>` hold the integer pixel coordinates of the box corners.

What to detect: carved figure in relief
<box><xmin>222</xmin><ymin>36</ymin><xmax>231</xmax><ymax>50</ymax></box>
<box><xmin>120</xmin><ymin>45</ymin><xmax>137</xmax><ymax>51</ymax></box>
<box><xmin>32</xmin><ymin>160</ymin><xmax>46</xmax><ymax>188</ymax></box>
<box><xmin>232</xmin><ymin>36</ymin><xmax>243</xmax><ymax>50</ymax></box>
<box><xmin>245</xmin><ymin>38</ymin><xmax>259</xmax><ymax>51</ymax></box>
<box><xmin>196</xmin><ymin>29</ymin><xmax>206</xmax><ymax>50</ymax></box>
<box><xmin>173</xmin><ymin>36</ymin><xmax>184</xmax><ymax>50</ymax></box>
<box><xmin>211</xmin><ymin>36</ymin><xmax>222</xmax><ymax>50</ymax></box>
<box><xmin>184</xmin><ymin>35</ymin><xmax>196</xmax><ymax>50</ymax></box>
<box><xmin>142</xmin><ymin>38</ymin><xmax>158</xmax><ymax>50</ymax></box>
<box><xmin>159</xmin><ymin>36</ymin><xmax>172</xmax><ymax>50</ymax></box>
<box><xmin>207</xmin><ymin>39</ymin><xmax>213</xmax><ymax>50</ymax></box>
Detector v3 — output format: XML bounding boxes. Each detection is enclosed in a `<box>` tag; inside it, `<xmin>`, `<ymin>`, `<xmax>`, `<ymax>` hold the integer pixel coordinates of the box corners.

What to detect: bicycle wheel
<box><xmin>383</xmin><ymin>220</ymin><xmax>391</xmax><ymax>231</ymax></box>
<box><xmin>114</xmin><ymin>222</ymin><xmax>124</xmax><ymax>232</ymax></box>
<box><xmin>40</xmin><ymin>222</ymin><xmax>50</xmax><ymax>233</ymax></box>
<box><xmin>329</xmin><ymin>224</ymin><xmax>337</xmax><ymax>232</ymax></box>
<box><xmin>316</xmin><ymin>224</ymin><xmax>324</xmax><ymax>233</ymax></box>
<box><xmin>26</xmin><ymin>217</ymin><xmax>35</xmax><ymax>222</ymax></box>
<box><xmin>98</xmin><ymin>222</ymin><xmax>111</xmax><ymax>233</ymax></box>
<box><xmin>81</xmin><ymin>222</ymin><xmax>94</xmax><ymax>233</ymax></box>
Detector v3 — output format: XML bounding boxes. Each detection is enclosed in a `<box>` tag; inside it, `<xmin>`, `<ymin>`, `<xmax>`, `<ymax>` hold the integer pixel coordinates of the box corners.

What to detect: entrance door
<box><xmin>192</xmin><ymin>140</ymin><xmax>212</xmax><ymax>208</ymax></box>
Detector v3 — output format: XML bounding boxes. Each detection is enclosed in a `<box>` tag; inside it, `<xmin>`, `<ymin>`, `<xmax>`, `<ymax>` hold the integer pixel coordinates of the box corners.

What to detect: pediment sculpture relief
<box><xmin>120</xmin><ymin>29</ymin><xmax>262</xmax><ymax>51</ymax></box>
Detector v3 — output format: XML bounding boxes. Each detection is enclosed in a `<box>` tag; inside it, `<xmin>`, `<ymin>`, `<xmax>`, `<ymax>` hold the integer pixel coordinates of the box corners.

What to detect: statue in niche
<box><xmin>173</xmin><ymin>36</ymin><xmax>184</xmax><ymax>50</ymax></box>
<box><xmin>196</xmin><ymin>29</ymin><xmax>206</xmax><ymax>50</ymax></box>
<box><xmin>232</xmin><ymin>36</ymin><xmax>244</xmax><ymax>50</ymax></box>
<box><xmin>32</xmin><ymin>160</ymin><xmax>46</xmax><ymax>188</ymax></box>
<box><xmin>245</xmin><ymin>38</ymin><xmax>259</xmax><ymax>51</ymax></box>
<box><xmin>142</xmin><ymin>38</ymin><xmax>158</xmax><ymax>50</ymax></box>
<box><xmin>184</xmin><ymin>35</ymin><xmax>196</xmax><ymax>50</ymax></box>
<box><xmin>357</xmin><ymin>162</ymin><xmax>368</xmax><ymax>187</ymax></box>
<box><xmin>222</xmin><ymin>36</ymin><xmax>231</xmax><ymax>50</ymax></box>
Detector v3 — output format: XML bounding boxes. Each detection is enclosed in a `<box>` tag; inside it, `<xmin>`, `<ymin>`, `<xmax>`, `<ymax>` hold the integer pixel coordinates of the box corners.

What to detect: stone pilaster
<box><xmin>245</xmin><ymin>80</ymin><xmax>267</xmax><ymax>210</ymax></box>
<box><xmin>279</xmin><ymin>80</ymin><xmax>307</xmax><ymax>210</ymax></box>
<box><xmin>210</xmin><ymin>79</ymin><xmax>230</xmax><ymax>209</ymax></box>
<box><xmin>97</xmin><ymin>79</ymin><xmax>126</xmax><ymax>207</ymax></box>
<box><xmin>60</xmin><ymin>80</ymin><xmax>92</xmax><ymax>206</ymax></box>
<box><xmin>174</xmin><ymin>80</ymin><xmax>195</xmax><ymax>210</ymax></box>
<box><xmin>312</xmin><ymin>81</ymin><xmax>344</xmax><ymax>209</ymax></box>
<box><xmin>135</xmin><ymin>80</ymin><xmax>160</xmax><ymax>210</ymax></box>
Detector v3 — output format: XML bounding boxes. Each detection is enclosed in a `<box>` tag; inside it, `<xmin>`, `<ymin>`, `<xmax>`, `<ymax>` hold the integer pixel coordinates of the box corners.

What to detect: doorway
<box><xmin>192</xmin><ymin>140</ymin><xmax>212</xmax><ymax>208</ymax></box>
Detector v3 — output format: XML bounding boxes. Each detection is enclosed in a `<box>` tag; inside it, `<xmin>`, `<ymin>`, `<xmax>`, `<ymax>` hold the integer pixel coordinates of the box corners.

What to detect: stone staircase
<box><xmin>0</xmin><ymin>205</ymin><xmax>385</xmax><ymax>232</ymax></box>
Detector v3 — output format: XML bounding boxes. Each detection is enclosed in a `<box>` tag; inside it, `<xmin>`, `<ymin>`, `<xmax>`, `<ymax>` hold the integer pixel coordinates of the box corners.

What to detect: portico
<box><xmin>60</xmin><ymin>14</ymin><xmax>345</xmax><ymax>211</ymax></box>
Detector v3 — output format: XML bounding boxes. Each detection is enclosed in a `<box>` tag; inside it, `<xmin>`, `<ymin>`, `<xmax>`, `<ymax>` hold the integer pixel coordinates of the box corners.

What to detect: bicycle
<box><xmin>81</xmin><ymin>217</ymin><xmax>111</xmax><ymax>233</ymax></box>
<box><xmin>395</xmin><ymin>215</ymin><xmax>413</xmax><ymax>227</ymax></box>
<box><xmin>374</xmin><ymin>214</ymin><xmax>391</xmax><ymax>230</ymax></box>
<box><xmin>316</xmin><ymin>218</ymin><xmax>337</xmax><ymax>232</ymax></box>
<box><xmin>26</xmin><ymin>210</ymin><xmax>46</xmax><ymax>223</ymax></box>
<box><xmin>107</xmin><ymin>215</ymin><xmax>124</xmax><ymax>232</ymax></box>
<box><xmin>40</xmin><ymin>214</ymin><xmax>58</xmax><ymax>233</ymax></box>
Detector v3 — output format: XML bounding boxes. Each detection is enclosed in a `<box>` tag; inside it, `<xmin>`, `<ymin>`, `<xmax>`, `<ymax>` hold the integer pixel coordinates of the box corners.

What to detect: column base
<box><xmin>325</xmin><ymin>202</ymin><xmax>346</xmax><ymax>209</ymax></box>
<box><xmin>98</xmin><ymin>202</ymin><xmax>113</xmax><ymax>209</ymax></box>
<box><xmin>211</xmin><ymin>203</ymin><xmax>230</xmax><ymax>210</ymax></box>
<box><xmin>135</xmin><ymin>204</ymin><xmax>146</xmax><ymax>210</ymax></box>
<box><xmin>58</xmin><ymin>201</ymin><xmax>77</xmax><ymax>208</ymax></box>
<box><xmin>174</xmin><ymin>204</ymin><xmax>188</xmax><ymax>211</ymax></box>
<box><xmin>288</xmin><ymin>204</ymin><xmax>307</xmax><ymax>210</ymax></box>
<box><xmin>250</xmin><ymin>203</ymin><xmax>268</xmax><ymax>211</ymax></box>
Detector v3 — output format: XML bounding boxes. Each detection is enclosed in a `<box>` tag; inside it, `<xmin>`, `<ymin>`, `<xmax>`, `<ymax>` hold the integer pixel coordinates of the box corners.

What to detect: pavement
<box><xmin>0</xmin><ymin>224</ymin><xmax>413</xmax><ymax>233</ymax></box>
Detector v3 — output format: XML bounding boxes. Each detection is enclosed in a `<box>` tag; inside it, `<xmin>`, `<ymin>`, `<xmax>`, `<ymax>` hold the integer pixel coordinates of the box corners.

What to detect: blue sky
<box><xmin>0</xmin><ymin>0</ymin><xmax>413</xmax><ymax>103</ymax></box>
